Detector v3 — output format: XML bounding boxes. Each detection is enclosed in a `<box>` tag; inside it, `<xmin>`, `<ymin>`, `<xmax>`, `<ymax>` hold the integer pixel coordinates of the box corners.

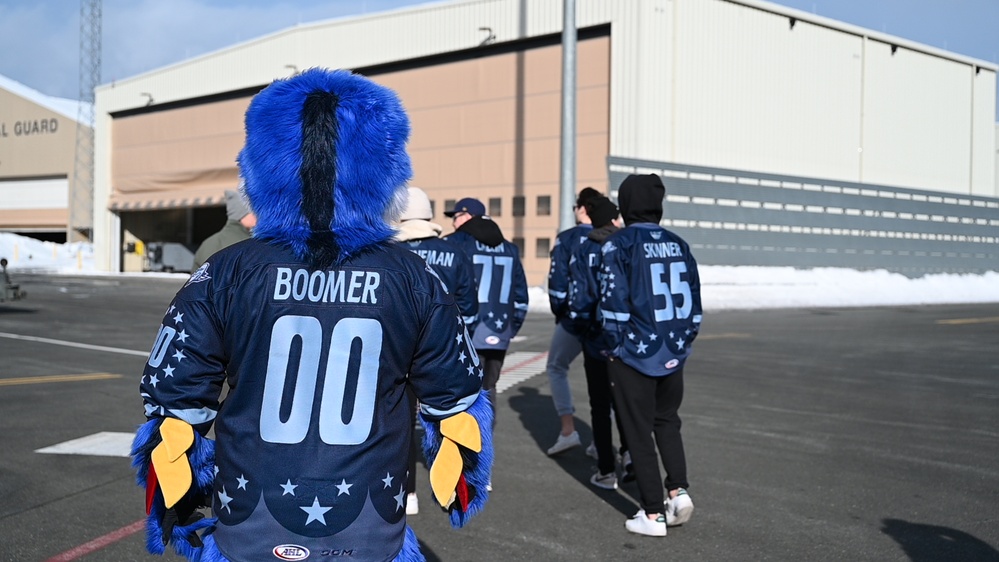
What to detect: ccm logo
<box><xmin>273</xmin><ymin>544</ymin><xmax>310</xmax><ymax>560</ymax></box>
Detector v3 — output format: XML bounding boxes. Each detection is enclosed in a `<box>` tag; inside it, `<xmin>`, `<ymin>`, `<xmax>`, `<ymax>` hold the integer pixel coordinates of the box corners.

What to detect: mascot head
<box><xmin>238</xmin><ymin>68</ymin><xmax>411</xmax><ymax>268</ymax></box>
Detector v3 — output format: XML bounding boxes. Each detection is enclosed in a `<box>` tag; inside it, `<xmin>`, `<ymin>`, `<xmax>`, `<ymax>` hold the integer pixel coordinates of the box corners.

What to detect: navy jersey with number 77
<box><xmin>599</xmin><ymin>223</ymin><xmax>703</xmax><ymax>376</ymax></box>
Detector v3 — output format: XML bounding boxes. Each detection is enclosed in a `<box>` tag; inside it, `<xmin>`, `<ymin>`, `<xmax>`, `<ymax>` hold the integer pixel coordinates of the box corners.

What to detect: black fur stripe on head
<box><xmin>300</xmin><ymin>90</ymin><xmax>340</xmax><ymax>269</ymax></box>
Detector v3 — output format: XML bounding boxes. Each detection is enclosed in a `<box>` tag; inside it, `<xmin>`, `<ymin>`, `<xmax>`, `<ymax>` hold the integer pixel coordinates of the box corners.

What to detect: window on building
<box><xmin>512</xmin><ymin>237</ymin><xmax>525</xmax><ymax>256</ymax></box>
<box><xmin>537</xmin><ymin>195</ymin><xmax>551</xmax><ymax>216</ymax></box>
<box><xmin>536</xmin><ymin>237</ymin><xmax>551</xmax><ymax>258</ymax></box>
<box><xmin>444</xmin><ymin>199</ymin><xmax>455</xmax><ymax>217</ymax></box>
<box><xmin>489</xmin><ymin>197</ymin><xmax>502</xmax><ymax>217</ymax></box>
<box><xmin>513</xmin><ymin>196</ymin><xmax>525</xmax><ymax>217</ymax></box>
<box><xmin>429</xmin><ymin>200</ymin><xmax>435</xmax><ymax>218</ymax></box>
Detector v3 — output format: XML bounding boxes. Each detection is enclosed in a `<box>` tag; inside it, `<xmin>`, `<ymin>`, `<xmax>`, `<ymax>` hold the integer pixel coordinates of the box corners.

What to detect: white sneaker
<box><xmin>406</xmin><ymin>493</ymin><xmax>419</xmax><ymax>515</ymax></box>
<box><xmin>585</xmin><ymin>441</ymin><xmax>598</xmax><ymax>459</ymax></box>
<box><xmin>546</xmin><ymin>431</ymin><xmax>581</xmax><ymax>456</ymax></box>
<box><xmin>664</xmin><ymin>488</ymin><xmax>693</xmax><ymax>526</ymax></box>
<box><xmin>625</xmin><ymin>510</ymin><xmax>667</xmax><ymax>537</ymax></box>
<box><xmin>589</xmin><ymin>470</ymin><xmax>618</xmax><ymax>490</ymax></box>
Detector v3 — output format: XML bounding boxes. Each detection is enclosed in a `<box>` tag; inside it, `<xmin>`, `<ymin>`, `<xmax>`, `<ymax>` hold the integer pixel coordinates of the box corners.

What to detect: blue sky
<box><xmin>0</xmin><ymin>0</ymin><xmax>996</xmax><ymax>109</ymax></box>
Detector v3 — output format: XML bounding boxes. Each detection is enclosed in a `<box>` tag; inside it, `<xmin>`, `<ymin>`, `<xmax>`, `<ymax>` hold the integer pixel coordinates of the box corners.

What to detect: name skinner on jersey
<box><xmin>273</xmin><ymin>267</ymin><xmax>381</xmax><ymax>304</ymax></box>
<box><xmin>643</xmin><ymin>241</ymin><xmax>684</xmax><ymax>258</ymax></box>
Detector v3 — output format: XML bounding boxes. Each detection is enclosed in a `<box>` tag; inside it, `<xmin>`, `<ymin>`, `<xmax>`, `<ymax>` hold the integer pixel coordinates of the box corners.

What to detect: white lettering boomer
<box><xmin>273</xmin><ymin>268</ymin><xmax>381</xmax><ymax>304</ymax></box>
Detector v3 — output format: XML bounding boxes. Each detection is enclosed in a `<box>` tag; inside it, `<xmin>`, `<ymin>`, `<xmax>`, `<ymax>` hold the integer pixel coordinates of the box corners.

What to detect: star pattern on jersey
<box><xmin>141</xmin><ymin>301</ymin><xmax>220</xmax><ymax>426</ymax></box>
<box><xmin>237</xmin><ymin>474</ymin><xmax>249</xmax><ymax>490</ymax></box>
<box><xmin>218</xmin><ymin>487</ymin><xmax>233</xmax><ymax>514</ymax></box>
<box><xmin>280</xmin><ymin>479</ymin><xmax>297</xmax><ymax>496</ymax></box>
<box><xmin>636</xmin><ymin>341</ymin><xmax>648</xmax><ymax>354</ymax></box>
<box><xmin>382</xmin><ymin>473</ymin><xmax>394</xmax><ymax>489</ymax></box>
<box><xmin>335</xmin><ymin>479</ymin><xmax>353</xmax><ymax>496</ymax></box>
<box><xmin>452</xmin><ymin>315</ymin><xmax>483</xmax><ymax>379</ymax></box>
<box><xmin>393</xmin><ymin>485</ymin><xmax>406</xmax><ymax>512</ymax></box>
<box><xmin>301</xmin><ymin>497</ymin><xmax>333</xmax><ymax>526</ymax></box>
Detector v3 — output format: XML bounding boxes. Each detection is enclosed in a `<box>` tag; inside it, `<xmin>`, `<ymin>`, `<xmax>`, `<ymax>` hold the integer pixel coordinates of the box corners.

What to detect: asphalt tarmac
<box><xmin>1</xmin><ymin>274</ymin><xmax>997</xmax><ymax>561</ymax></box>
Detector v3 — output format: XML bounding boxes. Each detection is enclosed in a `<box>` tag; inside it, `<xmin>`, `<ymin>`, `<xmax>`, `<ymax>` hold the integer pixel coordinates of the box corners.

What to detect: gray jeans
<box><xmin>546</xmin><ymin>322</ymin><xmax>582</xmax><ymax>416</ymax></box>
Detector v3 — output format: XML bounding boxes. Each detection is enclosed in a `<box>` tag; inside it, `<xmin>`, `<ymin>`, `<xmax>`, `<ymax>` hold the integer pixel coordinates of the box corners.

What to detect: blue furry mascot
<box><xmin>131</xmin><ymin>68</ymin><xmax>493</xmax><ymax>561</ymax></box>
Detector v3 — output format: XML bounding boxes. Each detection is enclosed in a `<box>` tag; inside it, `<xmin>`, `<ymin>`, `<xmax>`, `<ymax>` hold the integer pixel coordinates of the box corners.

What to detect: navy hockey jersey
<box><xmin>444</xmin><ymin>231</ymin><xmax>528</xmax><ymax>351</ymax></box>
<box><xmin>567</xmin><ymin>234</ymin><xmax>614</xmax><ymax>358</ymax></box>
<box><xmin>599</xmin><ymin>223</ymin><xmax>702</xmax><ymax>376</ymax></box>
<box><xmin>398</xmin><ymin>236</ymin><xmax>479</xmax><ymax>331</ymax></box>
<box><xmin>548</xmin><ymin>224</ymin><xmax>593</xmax><ymax>333</ymax></box>
<box><xmin>138</xmin><ymin>238</ymin><xmax>483</xmax><ymax>561</ymax></box>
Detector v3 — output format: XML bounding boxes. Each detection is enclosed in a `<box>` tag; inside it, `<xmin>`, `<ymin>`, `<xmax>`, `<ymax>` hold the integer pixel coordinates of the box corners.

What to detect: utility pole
<box><xmin>558</xmin><ymin>0</ymin><xmax>577</xmax><ymax>233</ymax></box>
<box><xmin>70</xmin><ymin>0</ymin><xmax>102</xmax><ymax>242</ymax></box>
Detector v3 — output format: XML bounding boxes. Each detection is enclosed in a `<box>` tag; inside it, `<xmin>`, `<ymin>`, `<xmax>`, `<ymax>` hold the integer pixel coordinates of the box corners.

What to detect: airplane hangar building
<box><xmin>0</xmin><ymin>76</ymin><xmax>91</xmax><ymax>243</ymax></box>
<box><xmin>92</xmin><ymin>0</ymin><xmax>998</xmax><ymax>282</ymax></box>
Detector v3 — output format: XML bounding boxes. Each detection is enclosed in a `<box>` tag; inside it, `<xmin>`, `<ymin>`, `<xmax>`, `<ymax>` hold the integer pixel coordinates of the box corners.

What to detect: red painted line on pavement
<box><xmin>44</xmin><ymin>519</ymin><xmax>146</xmax><ymax>561</ymax></box>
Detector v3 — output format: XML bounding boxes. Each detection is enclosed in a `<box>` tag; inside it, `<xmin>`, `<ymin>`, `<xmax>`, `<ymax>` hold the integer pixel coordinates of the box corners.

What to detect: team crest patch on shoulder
<box><xmin>185</xmin><ymin>263</ymin><xmax>211</xmax><ymax>287</ymax></box>
<box><xmin>602</xmin><ymin>241</ymin><xmax>617</xmax><ymax>254</ymax></box>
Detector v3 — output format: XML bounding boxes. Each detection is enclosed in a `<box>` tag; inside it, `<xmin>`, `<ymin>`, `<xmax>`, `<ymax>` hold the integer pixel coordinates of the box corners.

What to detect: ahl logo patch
<box><xmin>650</xmin><ymin>231</ymin><xmax>663</xmax><ymax>240</ymax></box>
<box><xmin>485</xmin><ymin>335</ymin><xmax>501</xmax><ymax>345</ymax></box>
<box><xmin>665</xmin><ymin>359</ymin><xmax>679</xmax><ymax>369</ymax></box>
<box><xmin>273</xmin><ymin>544</ymin><xmax>310</xmax><ymax>560</ymax></box>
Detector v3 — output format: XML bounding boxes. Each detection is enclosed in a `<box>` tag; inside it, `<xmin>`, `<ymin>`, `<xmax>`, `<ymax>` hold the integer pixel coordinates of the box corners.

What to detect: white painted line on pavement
<box><xmin>496</xmin><ymin>351</ymin><xmax>548</xmax><ymax>394</ymax></box>
<box><xmin>0</xmin><ymin>332</ymin><xmax>148</xmax><ymax>357</ymax></box>
<box><xmin>35</xmin><ymin>431</ymin><xmax>134</xmax><ymax>458</ymax></box>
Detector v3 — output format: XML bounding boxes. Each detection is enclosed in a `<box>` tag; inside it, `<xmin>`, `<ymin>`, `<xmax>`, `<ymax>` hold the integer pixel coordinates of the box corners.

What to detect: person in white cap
<box><xmin>393</xmin><ymin>186</ymin><xmax>479</xmax><ymax>514</ymax></box>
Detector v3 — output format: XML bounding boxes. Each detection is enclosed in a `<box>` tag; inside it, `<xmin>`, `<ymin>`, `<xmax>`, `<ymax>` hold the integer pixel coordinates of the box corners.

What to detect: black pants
<box><xmin>479</xmin><ymin>349</ymin><xmax>506</xmax><ymax>429</ymax></box>
<box><xmin>609</xmin><ymin>359</ymin><xmax>688</xmax><ymax>515</ymax></box>
<box><xmin>582</xmin><ymin>352</ymin><xmax>617</xmax><ymax>475</ymax></box>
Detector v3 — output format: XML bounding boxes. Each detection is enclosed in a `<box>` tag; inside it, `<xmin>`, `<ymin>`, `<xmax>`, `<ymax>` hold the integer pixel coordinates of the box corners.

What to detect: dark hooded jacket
<box><xmin>596</xmin><ymin>173</ymin><xmax>702</xmax><ymax>376</ymax></box>
<box><xmin>618</xmin><ymin>173</ymin><xmax>665</xmax><ymax>226</ymax></box>
<box><xmin>445</xmin><ymin>216</ymin><xmax>528</xmax><ymax>350</ymax></box>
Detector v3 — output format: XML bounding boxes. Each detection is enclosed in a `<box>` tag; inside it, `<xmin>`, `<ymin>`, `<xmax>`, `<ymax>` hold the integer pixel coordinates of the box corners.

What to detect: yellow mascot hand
<box><xmin>151</xmin><ymin>418</ymin><xmax>195</xmax><ymax>508</ymax></box>
<box><xmin>429</xmin><ymin>412</ymin><xmax>482</xmax><ymax>508</ymax></box>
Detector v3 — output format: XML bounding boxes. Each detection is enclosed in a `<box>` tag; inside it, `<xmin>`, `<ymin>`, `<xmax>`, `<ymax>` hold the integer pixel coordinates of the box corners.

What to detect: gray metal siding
<box><xmin>609</xmin><ymin>156</ymin><xmax>999</xmax><ymax>276</ymax></box>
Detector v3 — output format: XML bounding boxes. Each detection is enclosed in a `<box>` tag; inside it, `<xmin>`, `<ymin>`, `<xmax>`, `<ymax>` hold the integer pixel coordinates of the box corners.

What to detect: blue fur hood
<box><xmin>238</xmin><ymin>68</ymin><xmax>412</xmax><ymax>267</ymax></box>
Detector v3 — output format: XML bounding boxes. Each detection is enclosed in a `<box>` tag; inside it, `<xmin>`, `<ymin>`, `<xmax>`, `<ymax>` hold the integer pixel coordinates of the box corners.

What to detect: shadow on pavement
<box><xmin>881</xmin><ymin>518</ymin><xmax>999</xmax><ymax>562</ymax></box>
<box><xmin>507</xmin><ymin>386</ymin><xmax>639</xmax><ymax>518</ymax></box>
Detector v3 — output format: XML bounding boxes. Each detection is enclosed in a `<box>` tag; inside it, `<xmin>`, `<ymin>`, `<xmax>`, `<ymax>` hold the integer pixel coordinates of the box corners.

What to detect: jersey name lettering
<box><xmin>643</xmin><ymin>242</ymin><xmax>683</xmax><ymax>259</ymax></box>
<box><xmin>413</xmin><ymin>249</ymin><xmax>455</xmax><ymax>268</ymax></box>
<box><xmin>474</xmin><ymin>241</ymin><xmax>505</xmax><ymax>253</ymax></box>
<box><xmin>273</xmin><ymin>267</ymin><xmax>380</xmax><ymax>304</ymax></box>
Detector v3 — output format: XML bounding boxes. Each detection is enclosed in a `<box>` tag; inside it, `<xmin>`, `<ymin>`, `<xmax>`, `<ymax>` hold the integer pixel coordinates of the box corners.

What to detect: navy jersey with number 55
<box><xmin>599</xmin><ymin>223</ymin><xmax>702</xmax><ymax>376</ymax></box>
<box><xmin>139</xmin><ymin>238</ymin><xmax>482</xmax><ymax>560</ymax></box>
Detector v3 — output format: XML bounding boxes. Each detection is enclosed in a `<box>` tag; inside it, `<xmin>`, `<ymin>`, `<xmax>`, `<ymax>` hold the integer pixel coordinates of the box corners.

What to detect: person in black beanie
<box><xmin>598</xmin><ymin>174</ymin><xmax>703</xmax><ymax>537</ymax></box>
<box><xmin>567</xmin><ymin>195</ymin><xmax>631</xmax><ymax>490</ymax></box>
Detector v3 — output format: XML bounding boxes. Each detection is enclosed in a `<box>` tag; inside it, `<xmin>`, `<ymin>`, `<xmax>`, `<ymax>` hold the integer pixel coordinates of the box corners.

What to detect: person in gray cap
<box><xmin>191</xmin><ymin>188</ymin><xmax>257</xmax><ymax>271</ymax></box>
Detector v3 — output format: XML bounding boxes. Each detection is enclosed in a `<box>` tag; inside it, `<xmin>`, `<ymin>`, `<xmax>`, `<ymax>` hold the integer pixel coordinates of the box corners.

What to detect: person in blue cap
<box><xmin>444</xmin><ymin>198</ymin><xmax>528</xmax><ymax>437</ymax></box>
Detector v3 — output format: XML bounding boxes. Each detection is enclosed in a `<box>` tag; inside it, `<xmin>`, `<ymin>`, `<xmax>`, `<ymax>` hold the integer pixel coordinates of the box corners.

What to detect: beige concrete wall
<box><xmin>106</xmin><ymin>35</ymin><xmax>610</xmax><ymax>284</ymax></box>
<box><xmin>381</xmin><ymin>34</ymin><xmax>610</xmax><ymax>284</ymax></box>
<box><xmin>0</xmin><ymin>88</ymin><xmax>82</xmax><ymax>232</ymax></box>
